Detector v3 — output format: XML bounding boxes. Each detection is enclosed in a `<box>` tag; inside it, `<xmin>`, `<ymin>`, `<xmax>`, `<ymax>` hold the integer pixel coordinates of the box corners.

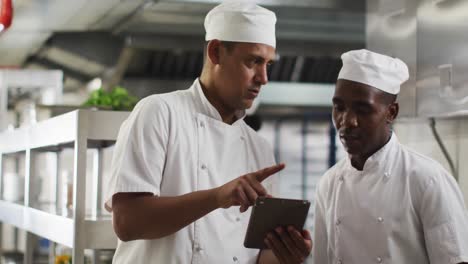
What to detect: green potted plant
<box><xmin>82</xmin><ymin>86</ymin><xmax>138</xmax><ymax>111</ymax></box>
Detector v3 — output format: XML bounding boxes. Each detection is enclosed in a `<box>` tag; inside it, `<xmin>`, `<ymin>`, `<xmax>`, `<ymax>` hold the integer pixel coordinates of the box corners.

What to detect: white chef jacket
<box><xmin>313</xmin><ymin>134</ymin><xmax>468</xmax><ymax>264</ymax></box>
<box><xmin>105</xmin><ymin>79</ymin><xmax>277</xmax><ymax>264</ymax></box>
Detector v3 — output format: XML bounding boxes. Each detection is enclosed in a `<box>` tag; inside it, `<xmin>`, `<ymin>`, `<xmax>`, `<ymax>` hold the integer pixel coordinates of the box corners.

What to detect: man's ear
<box><xmin>387</xmin><ymin>102</ymin><xmax>399</xmax><ymax>124</ymax></box>
<box><xmin>207</xmin><ymin>39</ymin><xmax>222</xmax><ymax>65</ymax></box>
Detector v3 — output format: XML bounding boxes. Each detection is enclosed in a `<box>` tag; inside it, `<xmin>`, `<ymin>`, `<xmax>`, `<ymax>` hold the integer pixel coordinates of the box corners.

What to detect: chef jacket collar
<box><xmin>191</xmin><ymin>78</ymin><xmax>246</xmax><ymax>123</ymax></box>
<box><xmin>345</xmin><ymin>132</ymin><xmax>398</xmax><ymax>177</ymax></box>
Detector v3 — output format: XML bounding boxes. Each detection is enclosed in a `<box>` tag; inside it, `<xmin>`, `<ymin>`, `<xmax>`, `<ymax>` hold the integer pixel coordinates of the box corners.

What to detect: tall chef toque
<box><xmin>338</xmin><ymin>49</ymin><xmax>409</xmax><ymax>94</ymax></box>
<box><xmin>204</xmin><ymin>0</ymin><xmax>277</xmax><ymax>48</ymax></box>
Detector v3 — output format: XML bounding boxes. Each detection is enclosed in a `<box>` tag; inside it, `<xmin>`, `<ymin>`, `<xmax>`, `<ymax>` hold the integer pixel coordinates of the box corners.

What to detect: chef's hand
<box><xmin>265</xmin><ymin>226</ymin><xmax>312</xmax><ymax>264</ymax></box>
<box><xmin>215</xmin><ymin>163</ymin><xmax>285</xmax><ymax>212</ymax></box>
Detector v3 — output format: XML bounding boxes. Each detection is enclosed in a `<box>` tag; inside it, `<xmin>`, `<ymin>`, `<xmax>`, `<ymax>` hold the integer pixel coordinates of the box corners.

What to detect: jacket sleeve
<box><xmin>420</xmin><ymin>168</ymin><xmax>468</xmax><ymax>264</ymax></box>
<box><xmin>104</xmin><ymin>96</ymin><xmax>170</xmax><ymax>211</ymax></box>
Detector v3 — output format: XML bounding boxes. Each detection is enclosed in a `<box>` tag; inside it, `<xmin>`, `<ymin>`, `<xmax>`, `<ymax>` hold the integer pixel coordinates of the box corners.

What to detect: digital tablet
<box><xmin>243</xmin><ymin>197</ymin><xmax>310</xmax><ymax>249</ymax></box>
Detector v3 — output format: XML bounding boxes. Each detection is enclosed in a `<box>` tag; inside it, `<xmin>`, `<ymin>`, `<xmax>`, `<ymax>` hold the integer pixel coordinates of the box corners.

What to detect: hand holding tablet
<box><xmin>244</xmin><ymin>197</ymin><xmax>310</xmax><ymax>249</ymax></box>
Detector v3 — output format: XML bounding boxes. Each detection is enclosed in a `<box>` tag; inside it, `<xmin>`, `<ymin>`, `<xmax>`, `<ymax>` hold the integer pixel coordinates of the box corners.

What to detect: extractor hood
<box><xmin>367</xmin><ymin>0</ymin><xmax>468</xmax><ymax>117</ymax></box>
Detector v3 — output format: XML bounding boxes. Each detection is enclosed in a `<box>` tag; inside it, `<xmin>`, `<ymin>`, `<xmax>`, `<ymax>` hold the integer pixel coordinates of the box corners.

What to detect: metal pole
<box><xmin>274</xmin><ymin>120</ymin><xmax>282</xmax><ymax>163</ymax></box>
<box><xmin>48</xmin><ymin>242</ymin><xmax>56</xmax><ymax>264</ymax></box>
<box><xmin>54</xmin><ymin>152</ymin><xmax>61</xmax><ymax>212</ymax></box>
<box><xmin>91</xmin><ymin>250</ymin><xmax>101</xmax><ymax>264</ymax></box>
<box><xmin>72</xmin><ymin>111</ymin><xmax>88</xmax><ymax>264</ymax></box>
<box><xmin>0</xmin><ymin>72</ymin><xmax>8</xmax><ymax>131</ymax></box>
<box><xmin>301</xmin><ymin>118</ymin><xmax>308</xmax><ymax>200</ymax></box>
<box><xmin>24</xmin><ymin>149</ymin><xmax>35</xmax><ymax>264</ymax></box>
<box><xmin>0</xmin><ymin>153</ymin><xmax>3</xmax><ymax>201</ymax></box>
<box><xmin>91</xmin><ymin>149</ymin><xmax>103</xmax><ymax>218</ymax></box>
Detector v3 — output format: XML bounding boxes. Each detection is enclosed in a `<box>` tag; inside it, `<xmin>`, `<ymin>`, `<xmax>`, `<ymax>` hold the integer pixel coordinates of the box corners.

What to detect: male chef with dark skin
<box><xmin>313</xmin><ymin>49</ymin><xmax>468</xmax><ymax>264</ymax></box>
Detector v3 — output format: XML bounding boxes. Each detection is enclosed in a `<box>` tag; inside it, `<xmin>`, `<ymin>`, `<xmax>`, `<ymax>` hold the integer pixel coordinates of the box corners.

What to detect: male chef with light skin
<box><xmin>313</xmin><ymin>49</ymin><xmax>468</xmax><ymax>264</ymax></box>
<box><xmin>105</xmin><ymin>1</ymin><xmax>312</xmax><ymax>263</ymax></box>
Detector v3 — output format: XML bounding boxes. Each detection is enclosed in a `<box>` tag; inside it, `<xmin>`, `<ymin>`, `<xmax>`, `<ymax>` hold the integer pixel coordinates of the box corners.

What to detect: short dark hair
<box><xmin>203</xmin><ymin>40</ymin><xmax>239</xmax><ymax>59</ymax></box>
<box><xmin>219</xmin><ymin>41</ymin><xmax>238</xmax><ymax>53</ymax></box>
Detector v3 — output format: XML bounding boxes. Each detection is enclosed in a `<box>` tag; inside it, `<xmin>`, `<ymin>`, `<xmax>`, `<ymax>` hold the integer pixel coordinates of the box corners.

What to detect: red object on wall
<box><xmin>0</xmin><ymin>0</ymin><xmax>13</xmax><ymax>31</ymax></box>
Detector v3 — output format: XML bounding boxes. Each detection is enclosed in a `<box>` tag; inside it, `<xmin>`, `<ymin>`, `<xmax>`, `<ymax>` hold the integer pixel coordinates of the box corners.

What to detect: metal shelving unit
<box><xmin>0</xmin><ymin>109</ymin><xmax>130</xmax><ymax>263</ymax></box>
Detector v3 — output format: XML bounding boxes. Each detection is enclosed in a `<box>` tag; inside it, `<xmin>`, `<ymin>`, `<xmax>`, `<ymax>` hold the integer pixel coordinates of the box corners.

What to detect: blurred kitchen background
<box><xmin>1</xmin><ymin>0</ymin><xmax>468</xmax><ymax>263</ymax></box>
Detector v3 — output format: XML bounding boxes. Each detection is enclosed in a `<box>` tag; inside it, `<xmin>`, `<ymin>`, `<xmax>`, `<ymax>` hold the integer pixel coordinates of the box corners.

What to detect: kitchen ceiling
<box><xmin>0</xmin><ymin>0</ymin><xmax>365</xmax><ymax>92</ymax></box>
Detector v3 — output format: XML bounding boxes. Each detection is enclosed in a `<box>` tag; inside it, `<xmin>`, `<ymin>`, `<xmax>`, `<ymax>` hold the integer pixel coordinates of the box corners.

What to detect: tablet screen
<box><xmin>244</xmin><ymin>197</ymin><xmax>310</xmax><ymax>249</ymax></box>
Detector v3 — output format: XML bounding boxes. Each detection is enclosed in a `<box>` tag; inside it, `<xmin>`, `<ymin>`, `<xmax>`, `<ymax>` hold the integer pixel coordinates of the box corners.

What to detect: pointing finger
<box><xmin>254</xmin><ymin>163</ymin><xmax>285</xmax><ymax>182</ymax></box>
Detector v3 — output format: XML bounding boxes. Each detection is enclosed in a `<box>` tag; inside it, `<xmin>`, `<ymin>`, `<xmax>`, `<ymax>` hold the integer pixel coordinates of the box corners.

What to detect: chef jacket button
<box><xmin>236</xmin><ymin>217</ymin><xmax>241</xmax><ymax>222</ymax></box>
<box><xmin>240</xmin><ymin>136</ymin><xmax>245</xmax><ymax>141</ymax></box>
<box><xmin>233</xmin><ymin>256</ymin><xmax>238</xmax><ymax>262</ymax></box>
<box><xmin>336</xmin><ymin>219</ymin><xmax>341</xmax><ymax>226</ymax></box>
<box><xmin>337</xmin><ymin>259</ymin><xmax>343</xmax><ymax>264</ymax></box>
<box><xmin>195</xmin><ymin>246</ymin><xmax>202</xmax><ymax>252</ymax></box>
<box><xmin>339</xmin><ymin>176</ymin><xmax>344</xmax><ymax>182</ymax></box>
<box><xmin>201</xmin><ymin>164</ymin><xmax>207</xmax><ymax>170</ymax></box>
<box><xmin>200</xmin><ymin>121</ymin><xmax>205</xmax><ymax>128</ymax></box>
<box><xmin>384</xmin><ymin>172</ymin><xmax>389</xmax><ymax>177</ymax></box>
<box><xmin>377</xmin><ymin>217</ymin><xmax>384</xmax><ymax>223</ymax></box>
<box><xmin>376</xmin><ymin>257</ymin><xmax>382</xmax><ymax>263</ymax></box>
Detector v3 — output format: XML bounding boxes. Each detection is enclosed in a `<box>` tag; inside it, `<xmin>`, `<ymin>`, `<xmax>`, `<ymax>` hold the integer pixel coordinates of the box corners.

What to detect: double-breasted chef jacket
<box><xmin>313</xmin><ymin>134</ymin><xmax>468</xmax><ymax>264</ymax></box>
<box><xmin>105</xmin><ymin>79</ymin><xmax>277</xmax><ymax>264</ymax></box>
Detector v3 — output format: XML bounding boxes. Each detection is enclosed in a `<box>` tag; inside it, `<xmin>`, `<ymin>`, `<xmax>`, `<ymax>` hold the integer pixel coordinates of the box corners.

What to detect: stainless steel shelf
<box><xmin>0</xmin><ymin>109</ymin><xmax>130</xmax><ymax>263</ymax></box>
<box><xmin>0</xmin><ymin>110</ymin><xmax>129</xmax><ymax>154</ymax></box>
<box><xmin>0</xmin><ymin>200</ymin><xmax>116</xmax><ymax>249</ymax></box>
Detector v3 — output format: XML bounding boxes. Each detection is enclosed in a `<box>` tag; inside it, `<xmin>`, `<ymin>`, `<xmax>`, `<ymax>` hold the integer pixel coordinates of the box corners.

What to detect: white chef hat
<box><xmin>204</xmin><ymin>0</ymin><xmax>277</xmax><ymax>48</ymax></box>
<box><xmin>338</xmin><ymin>49</ymin><xmax>409</xmax><ymax>94</ymax></box>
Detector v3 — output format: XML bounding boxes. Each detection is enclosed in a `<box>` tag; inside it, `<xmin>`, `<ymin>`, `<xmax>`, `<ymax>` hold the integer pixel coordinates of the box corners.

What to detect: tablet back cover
<box><xmin>244</xmin><ymin>197</ymin><xmax>310</xmax><ymax>249</ymax></box>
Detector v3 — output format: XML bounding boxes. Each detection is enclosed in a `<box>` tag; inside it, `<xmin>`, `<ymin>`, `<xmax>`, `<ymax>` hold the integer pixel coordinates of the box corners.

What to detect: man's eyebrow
<box><xmin>248</xmin><ymin>53</ymin><xmax>276</xmax><ymax>64</ymax></box>
<box><xmin>248</xmin><ymin>54</ymin><xmax>265</xmax><ymax>61</ymax></box>
<box><xmin>353</xmin><ymin>101</ymin><xmax>373</xmax><ymax>108</ymax></box>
